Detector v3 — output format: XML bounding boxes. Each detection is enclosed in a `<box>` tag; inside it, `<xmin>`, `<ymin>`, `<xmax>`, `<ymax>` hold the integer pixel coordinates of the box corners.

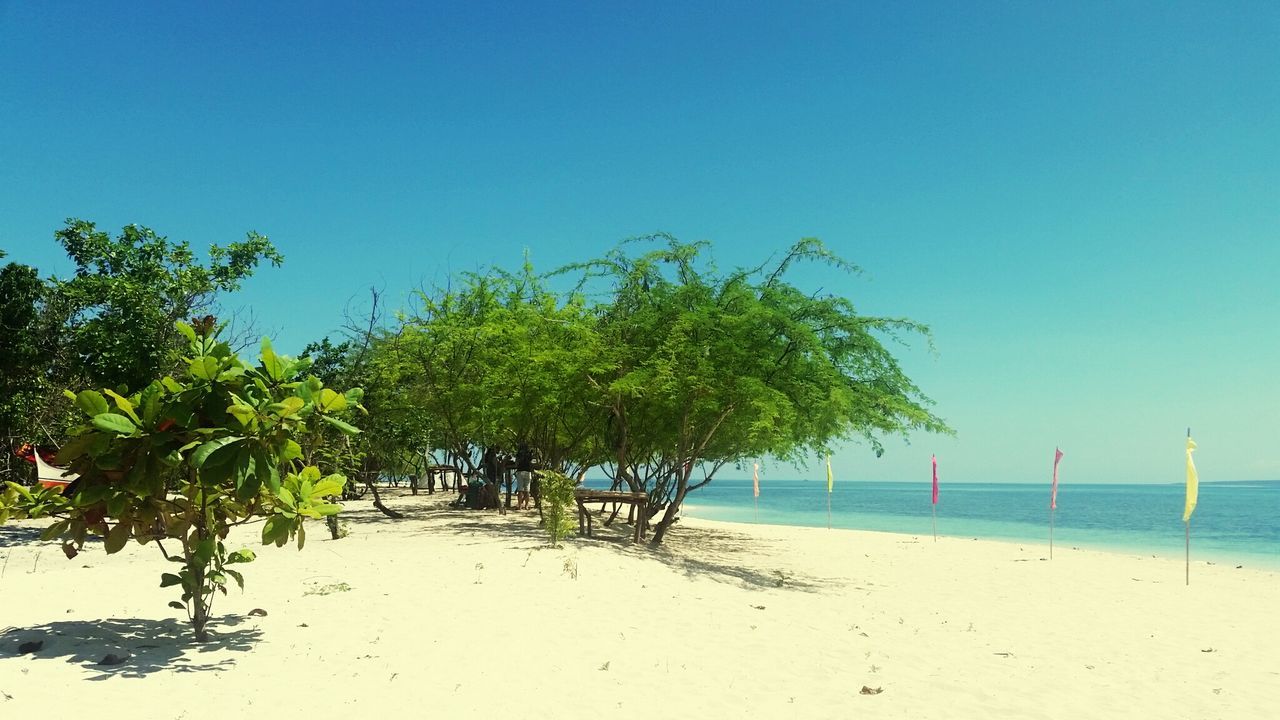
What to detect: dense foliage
<box><xmin>0</xmin><ymin>320</ymin><xmax>361</xmax><ymax>641</ymax></box>
<box><xmin>4</xmin><ymin>220</ymin><xmax>949</xmax><ymax>554</ymax></box>
<box><xmin>0</xmin><ymin>220</ymin><xmax>282</xmax><ymax>476</ymax></box>
<box><xmin>361</xmin><ymin>235</ymin><xmax>950</xmax><ymax>543</ymax></box>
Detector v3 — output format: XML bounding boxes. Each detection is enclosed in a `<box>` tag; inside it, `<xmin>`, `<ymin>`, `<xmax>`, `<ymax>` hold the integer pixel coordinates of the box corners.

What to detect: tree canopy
<box><xmin>0</xmin><ymin>220</ymin><xmax>283</xmax><ymax>473</ymax></box>
<box><xmin>353</xmin><ymin>235</ymin><xmax>949</xmax><ymax>543</ymax></box>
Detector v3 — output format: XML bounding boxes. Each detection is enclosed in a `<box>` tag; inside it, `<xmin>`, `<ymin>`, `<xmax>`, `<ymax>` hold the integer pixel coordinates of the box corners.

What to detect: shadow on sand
<box><xmin>0</xmin><ymin>525</ymin><xmax>47</xmax><ymax>549</ymax></box>
<box><xmin>394</xmin><ymin>494</ymin><xmax>840</xmax><ymax>593</ymax></box>
<box><xmin>1</xmin><ymin>615</ymin><xmax>262</xmax><ymax>679</ymax></box>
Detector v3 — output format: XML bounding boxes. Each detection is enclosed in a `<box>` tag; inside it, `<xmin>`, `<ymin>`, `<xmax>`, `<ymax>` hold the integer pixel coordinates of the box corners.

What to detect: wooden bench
<box><xmin>574</xmin><ymin>489</ymin><xmax>649</xmax><ymax>543</ymax></box>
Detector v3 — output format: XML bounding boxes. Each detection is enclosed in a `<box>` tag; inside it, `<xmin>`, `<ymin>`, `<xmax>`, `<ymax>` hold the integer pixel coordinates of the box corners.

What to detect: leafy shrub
<box><xmin>0</xmin><ymin>319</ymin><xmax>362</xmax><ymax>641</ymax></box>
<box><xmin>539</xmin><ymin>469</ymin><xmax>576</xmax><ymax>546</ymax></box>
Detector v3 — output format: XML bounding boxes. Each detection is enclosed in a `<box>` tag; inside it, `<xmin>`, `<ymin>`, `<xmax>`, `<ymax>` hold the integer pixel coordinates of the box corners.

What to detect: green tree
<box><xmin>381</xmin><ymin>259</ymin><xmax>609</xmax><ymax>481</ymax></box>
<box><xmin>0</xmin><ymin>259</ymin><xmax>54</xmax><ymax>461</ymax></box>
<box><xmin>563</xmin><ymin>236</ymin><xmax>951</xmax><ymax>544</ymax></box>
<box><xmin>51</xmin><ymin>219</ymin><xmax>283</xmax><ymax>391</ymax></box>
<box><xmin>0</xmin><ymin>319</ymin><xmax>362</xmax><ymax>642</ymax></box>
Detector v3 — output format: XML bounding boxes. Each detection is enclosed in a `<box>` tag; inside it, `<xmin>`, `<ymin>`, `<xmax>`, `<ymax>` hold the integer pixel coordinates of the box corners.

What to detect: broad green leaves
<box><xmin>75</xmin><ymin>389</ymin><xmax>110</xmax><ymax>417</ymax></box>
<box><xmin>0</xmin><ymin>313</ymin><xmax>361</xmax><ymax>642</ymax></box>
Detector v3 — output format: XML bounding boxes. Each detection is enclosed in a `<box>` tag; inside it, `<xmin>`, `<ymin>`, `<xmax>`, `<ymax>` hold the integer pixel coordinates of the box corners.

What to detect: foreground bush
<box><xmin>0</xmin><ymin>319</ymin><xmax>362</xmax><ymax>641</ymax></box>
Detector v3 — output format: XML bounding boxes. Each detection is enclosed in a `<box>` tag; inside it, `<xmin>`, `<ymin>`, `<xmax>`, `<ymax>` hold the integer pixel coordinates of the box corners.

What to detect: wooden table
<box><xmin>574</xmin><ymin>489</ymin><xmax>649</xmax><ymax>543</ymax></box>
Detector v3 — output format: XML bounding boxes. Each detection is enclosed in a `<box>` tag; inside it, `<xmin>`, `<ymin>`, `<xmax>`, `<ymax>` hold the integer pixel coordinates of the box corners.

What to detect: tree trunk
<box><xmin>650</xmin><ymin>473</ymin><xmax>689</xmax><ymax>545</ymax></box>
<box><xmin>326</xmin><ymin>515</ymin><xmax>340</xmax><ymax>540</ymax></box>
<box><xmin>365</xmin><ymin>475</ymin><xmax>404</xmax><ymax>519</ymax></box>
<box><xmin>192</xmin><ymin>564</ymin><xmax>209</xmax><ymax>642</ymax></box>
<box><xmin>190</xmin><ymin>482</ymin><xmax>212</xmax><ymax>642</ymax></box>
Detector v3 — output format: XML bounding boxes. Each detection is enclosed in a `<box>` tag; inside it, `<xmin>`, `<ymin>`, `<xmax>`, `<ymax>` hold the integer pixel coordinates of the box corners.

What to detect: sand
<box><xmin>2</xmin><ymin>490</ymin><xmax>1277</xmax><ymax>719</ymax></box>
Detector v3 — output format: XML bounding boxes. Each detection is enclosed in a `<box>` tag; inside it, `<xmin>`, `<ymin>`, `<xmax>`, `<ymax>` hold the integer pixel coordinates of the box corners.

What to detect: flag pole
<box><xmin>1049</xmin><ymin>448</ymin><xmax>1063</xmax><ymax>561</ymax></box>
<box><xmin>930</xmin><ymin>454</ymin><xmax>938</xmax><ymax>542</ymax></box>
<box><xmin>1185</xmin><ymin>427</ymin><xmax>1191</xmax><ymax>586</ymax></box>
<box><xmin>752</xmin><ymin>462</ymin><xmax>759</xmax><ymax>523</ymax></box>
<box><xmin>825</xmin><ymin>454</ymin><xmax>833</xmax><ymax>530</ymax></box>
<box><xmin>1049</xmin><ymin>506</ymin><xmax>1055</xmax><ymax>560</ymax></box>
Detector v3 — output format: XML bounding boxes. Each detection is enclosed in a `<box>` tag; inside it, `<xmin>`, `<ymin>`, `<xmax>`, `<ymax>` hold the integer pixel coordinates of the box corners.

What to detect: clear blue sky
<box><xmin>2</xmin><ymin>1</ymin><xmax>1277</xmax><ymax>484</ymax></box>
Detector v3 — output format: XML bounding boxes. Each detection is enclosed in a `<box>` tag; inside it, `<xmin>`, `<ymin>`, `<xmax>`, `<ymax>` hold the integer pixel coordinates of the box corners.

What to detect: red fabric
<box><xmin>931</xmin><ymin>454</ymin><xmax>939</xmax><ymax>505</ymax></box>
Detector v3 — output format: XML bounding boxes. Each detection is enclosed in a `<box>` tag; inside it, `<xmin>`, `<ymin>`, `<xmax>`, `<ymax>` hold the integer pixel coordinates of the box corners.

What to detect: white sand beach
<box><xmin>2</xmin><ymin>491</ymin><xmax>1277</xmax><ymax>720</ymax></box>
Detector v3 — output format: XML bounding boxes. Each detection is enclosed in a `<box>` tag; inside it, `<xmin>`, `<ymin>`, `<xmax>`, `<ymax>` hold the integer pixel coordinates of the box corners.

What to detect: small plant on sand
<box><xmin>538</xmin><ymin>469</ymin><xmax>576</xmax><ymax>547</ymax></box>
<box><xmin>305</xmin><ymin>581</ymin><xmax>352</xmax><ymax>596</ymax></box>
<box><xmin>0</xmin><ymin>318</ymin><xmax>362</xmax><ymax>642</ymax></box>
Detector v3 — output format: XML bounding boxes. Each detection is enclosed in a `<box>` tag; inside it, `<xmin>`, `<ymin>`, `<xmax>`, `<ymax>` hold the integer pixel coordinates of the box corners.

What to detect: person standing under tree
<box><xmin>515</xmin><ymin>442</ymin><xmax>534</xmax><ymax>510</ymax></box>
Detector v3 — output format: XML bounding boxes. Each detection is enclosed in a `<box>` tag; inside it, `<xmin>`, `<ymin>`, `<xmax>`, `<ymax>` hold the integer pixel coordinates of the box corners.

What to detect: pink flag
<box><xmin>1050</xmin><ymin>448</ymin><xmax>1064</xmax><ymax>510</ymax></box>
<box><xmin>752</xmin><ymin>462</ymin><xmax>760</xmax><ymax>498</ymax></box>
<box><xmin>931</xmin><ymin>455</ymin><xmax>939</xmax><ymax>505</ymax></box>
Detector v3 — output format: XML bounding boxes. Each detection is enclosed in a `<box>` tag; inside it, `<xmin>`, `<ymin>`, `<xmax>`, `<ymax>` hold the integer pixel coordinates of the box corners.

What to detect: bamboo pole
<box><xmin>1049</xmin><ymin>507</ymin><xmax>1055</xmax><ymax>560</ymax></box>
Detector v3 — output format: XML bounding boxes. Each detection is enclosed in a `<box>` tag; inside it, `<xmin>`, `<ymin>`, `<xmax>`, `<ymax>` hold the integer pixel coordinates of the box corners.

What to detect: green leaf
<box><xmin>175</xmin><ymin>321</ymin><xmax>197</xmax><ymax>343</ymax></box>
<box><xmin>139</xmin><ymin>382</ymin><xmax>164</xmax><ymax>423</ymax></box>
<box><xmin>252</xmin><ymin>445</ymin><xmax>280</xmax><ymax>493</ymax></box>
<box><xmin>312</xmin><ymin>474</ymin><xmax>346</xmax><ymax>498</ymax></box>
<box><xmin>262</xmin><ymin>515</ymin><xmax>287</xmax><ymax>545</ymax></box>
<box><xmin>55</xmin><ymin>433</ymin><xmax>97</xmax><ymax>464</ymax></box>
<box><xmin>106</xmin><ymin>493</ymin><xmax>128</xmax><ymax>516</ymax></box>
<box><xmin>194</xmin><ymin>537</ymin><xmax>216</xmax><ymax>566</ymax></box>
<box><xmin>317</xmin><ymin>388</ymin><xmax>347</xmax><ymax>412</ymax></box>
<box><xmin>192</xmin><ymin>436</ymin><xmax>244</xmax><ymax>468</ymax></box>
<box><xmin>160</xmin><ymin>573</ymin><xmax>183</xmax><ymax>588</ymax></box>
<box><xmin>227</xmin><ymin>403</ymin><xmax>257</xmax><ymax>425</ymax></box>
<box><xmin>103</xmin><ymin>389</ymin><xmax>142</xmax><ymax>424</ymax></box>
<box><xmin>75</xmin><ymin>483</ymin><xmax>111</xmax><ymax>506</ymax></box>
<box><xmin>281</xmin><ymin>439</ymin><xmax>302</xmax><ymax>461</ymax></box>
<box><xmin>75</xmin><ymin>390</ymin><xmax>109</xmax><ymax>417</ymax></box>
<box><xmin>92</xmin><ymin>413</ymin><xmax>138</xmax><ymax>435</ymax></box>
<box><xmin>189</xmin><ymin>356</ymin><xmax>221</xmax><ymax>381</ymax></box>
<box><xmin>319</xmin><ymin>415</ymin><xmax>361</xmax><ymax>435</ymax></box>
<box><xmin>168</xmin><ymin>601</ymin><xmax>186</xmax><ymax>610</ymax></box>
<box><xmin>261</xmin><ymin>337</ymin><xmax>286</xmax><ymax>381</ymax></box>
<box><xmin>104</xmin><ymin>521</ymin><xmax>131</xmax><ymax>554</ymax></box>
<box><xmin>267</xmin><ymin>396</ymin><xmax>305</xmax><ymax>417</ymax></box>
<box><xmin>40</xmin><ymin>519</ymin><xmax>70</xmax><ymax>542</ymax></box>
<box><xmin>276</xmin><ymin>486</ymin><xmax>296</xmax><ymax>511</ymax></box>
<box><xmin>298</xmin><ymin>377</ymin><xmax>322</xmax><ymax>403</ymax></box>
<box><xmin>312</xmin><ymin>503</ymin><xmax>342</xmax><ymax>516</ymax></box>
<box><xmin>296</xmin><ymin>521</ymin><xmax>306</xmax><ymax>550</ymax></box>
<box><xmin>225</xmin><ymin>568</ymin><xmax>245</xmax><ymax>591</ymax></box>
<box><xmin>226</xmin><ymin>549</ymin><xmax>256</xmax><ymax>564</ymax></box>
<box><xmin>233</xmin><ymin>444</ymin><xmax>257</xmax><ymax>495</ymax></box>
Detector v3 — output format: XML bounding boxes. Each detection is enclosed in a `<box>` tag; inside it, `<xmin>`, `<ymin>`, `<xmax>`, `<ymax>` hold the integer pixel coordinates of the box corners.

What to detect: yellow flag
<box><xmin>1182</xmin><ymin>436</ymin><xmax>1198</xmax><ymax>522</ymax></box>
<box><xmin>826</xmin><ymin>454</ymin><xmax>833</xmax><ymax>493</ymax></box>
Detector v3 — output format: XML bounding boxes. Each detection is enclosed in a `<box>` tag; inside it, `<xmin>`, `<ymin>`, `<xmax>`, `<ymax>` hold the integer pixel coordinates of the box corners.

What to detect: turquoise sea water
<box><xmin>592</xmin><ymin>479</ymin><xmax>1280</xmax><ymax>569</ymax></box>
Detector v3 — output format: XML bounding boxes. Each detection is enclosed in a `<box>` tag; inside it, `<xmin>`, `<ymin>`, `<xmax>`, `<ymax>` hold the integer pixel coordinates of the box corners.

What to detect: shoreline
<box><xmin>681</xmin><ymin>501</ymin><xmax>1280</xmax><ymax>572</ymax></box>
<box><xmin>3</xmin><ymin>491</ymin><xmax>1278</xmax><ymax>719</ymax></box>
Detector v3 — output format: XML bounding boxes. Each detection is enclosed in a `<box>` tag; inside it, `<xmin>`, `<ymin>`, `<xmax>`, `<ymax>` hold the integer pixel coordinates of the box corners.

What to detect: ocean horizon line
<box><xmin>584</xmin><ymin>478</ymin><xmax>1280</xmax><ymax>487</ymax></box>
